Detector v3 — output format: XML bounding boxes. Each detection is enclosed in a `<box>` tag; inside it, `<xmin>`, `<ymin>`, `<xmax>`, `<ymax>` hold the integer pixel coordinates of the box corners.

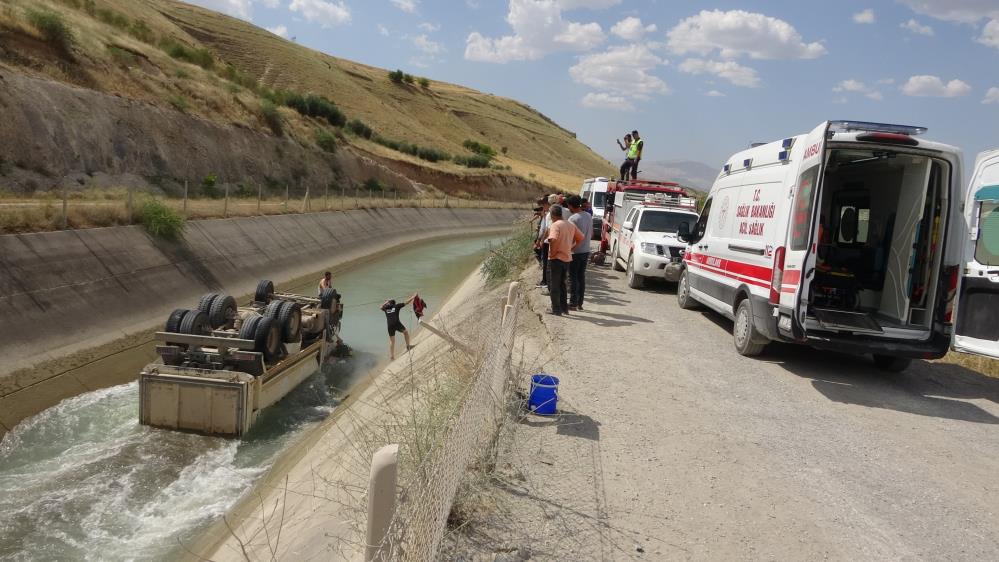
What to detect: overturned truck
<box><xmin>138</xmin><ymin>280</ymin><xmax>344</xmax><ymax>437</ymax></box>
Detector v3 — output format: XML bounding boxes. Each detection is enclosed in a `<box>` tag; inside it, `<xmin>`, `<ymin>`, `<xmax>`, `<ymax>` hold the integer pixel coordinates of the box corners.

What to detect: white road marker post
<box><xmin>365</xmin><ymin>444</ymin><xmax>399</xmax><ymax>562</ymax></box>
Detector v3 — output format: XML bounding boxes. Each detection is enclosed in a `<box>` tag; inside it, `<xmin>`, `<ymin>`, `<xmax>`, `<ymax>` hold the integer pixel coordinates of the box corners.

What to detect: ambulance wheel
<box><xmin>734</xmin><ymin>299</ymin><xmax>766</xmax><ymax>357</ymax></box>
<box><xmin>677</xmin><ymin>270</ymin><xmax>698</xmax><ymax>310</ymax></box>
<box><xmin>611</xmin><ymin>244</ymin><xmax>625</xmax><ymax>271</ymax></box>
<box><xmin>873</xmin><ymin>355</ymin><xmax>911</xmax><ymax>373</ymax></box>
<box><xmin>626</xmin><ymin>255</ymin><xmax>644</xmax><ymax>289</ymax></box>
<box><xmin>208</xmin><ymin>295</ymin><xmax>237</xmax><ymax>329</ymax></box>
<box><xmin>255</xmin><ymin>279</ymin><xmax>275</xmax><ymax>303</ymax></box>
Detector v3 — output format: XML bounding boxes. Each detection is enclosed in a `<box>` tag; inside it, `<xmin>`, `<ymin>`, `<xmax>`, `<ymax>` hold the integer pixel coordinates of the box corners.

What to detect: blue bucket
<box><xmin>529</xmin><ymin>374</ymin><xmax>559</xmax><ymax>415</ymax></box>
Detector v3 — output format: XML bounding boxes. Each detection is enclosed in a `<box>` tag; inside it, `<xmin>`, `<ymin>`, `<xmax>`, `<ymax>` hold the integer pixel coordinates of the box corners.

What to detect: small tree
<box><xmin>403</xmin><ymin>73</ymin><xmax>415</xmax><ymax>84</ymax></box>
<box><xmin>316</xmin><ymin>128</ymin><xmax>338</xmax><ymax>153</ymax></box>
<box><xmin>26</xmin><ymin>9</ymin><xmax>75</xmax><ymax>55</ymax></box>
<box><xmin>418</xmin><ymin>77</ymin><xmax>430</xmax><ymax>88</ymax></box>
<box><xmin>388</xmin><ymin>69</ymin><xmax>405</xmax><ymax>84</ymax></box>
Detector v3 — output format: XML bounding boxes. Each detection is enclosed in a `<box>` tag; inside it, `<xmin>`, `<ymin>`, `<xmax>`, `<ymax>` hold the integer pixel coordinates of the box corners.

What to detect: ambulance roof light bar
<box><xmin>829</xmin><ymin>120</ymin><xmax>927</xmax><ymax>136</ymax></box>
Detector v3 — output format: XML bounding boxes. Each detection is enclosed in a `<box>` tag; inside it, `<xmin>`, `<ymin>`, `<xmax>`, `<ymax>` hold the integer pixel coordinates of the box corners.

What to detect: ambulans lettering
<box><xmin>803</xmin><ymin>143</ymin><xmax>821</xmax><ymax>160</ymax></box>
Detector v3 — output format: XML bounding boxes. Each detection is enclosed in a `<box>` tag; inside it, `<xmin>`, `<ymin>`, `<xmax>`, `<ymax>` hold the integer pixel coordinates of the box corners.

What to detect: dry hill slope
<box><xmin>0</xmin><ymin>0</ymin><xmax>612</xmax><ymax>199</ymax></box>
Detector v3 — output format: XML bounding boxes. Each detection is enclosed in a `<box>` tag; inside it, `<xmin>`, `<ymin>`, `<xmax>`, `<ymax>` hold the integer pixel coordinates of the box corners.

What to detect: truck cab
<box><xmin>610</xmin><ymin>193</ymin><xmax>699</xmax><ymax>288</ymax></box>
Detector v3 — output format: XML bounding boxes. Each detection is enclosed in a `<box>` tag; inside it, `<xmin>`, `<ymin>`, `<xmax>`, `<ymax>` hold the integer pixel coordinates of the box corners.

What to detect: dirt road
<box><xmin>452</xmin><ymin>262</ymin><xmax>999</xmax><ymax>560</ymax></box>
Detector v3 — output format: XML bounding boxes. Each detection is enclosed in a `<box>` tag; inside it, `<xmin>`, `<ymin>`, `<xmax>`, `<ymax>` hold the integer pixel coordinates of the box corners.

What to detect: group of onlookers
<box><xmin>533</xmin><ymin>194</ymin><xmax>594</xmax><ymax>316</ymax></box>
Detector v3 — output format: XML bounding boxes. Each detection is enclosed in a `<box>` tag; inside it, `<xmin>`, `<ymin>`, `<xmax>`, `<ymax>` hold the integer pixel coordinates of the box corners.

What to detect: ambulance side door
<box><xmin>953</xmin><ymin>150</ymin><xmax>999</xmax><ymax>358</ymax></box>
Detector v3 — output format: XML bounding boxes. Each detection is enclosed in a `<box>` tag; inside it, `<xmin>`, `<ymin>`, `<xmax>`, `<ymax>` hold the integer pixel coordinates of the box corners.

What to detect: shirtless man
<box><xmin>318</xmin><ymin>271</ymin><xmax>333</xmax><ymax>296</ymax></box>
<box><xmin>381</xmin><ymin>294</ymin><xmax>417</xmax><ymax>360</ymax></box>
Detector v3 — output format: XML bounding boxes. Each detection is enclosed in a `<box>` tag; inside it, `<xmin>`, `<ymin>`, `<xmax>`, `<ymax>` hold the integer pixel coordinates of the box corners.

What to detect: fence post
<box><xmin>302</xmin><ymin>186</ymin><xmax>310</xmax><ymax>213</ymax></box>
<box><xmin>183</xmin><ymin>180</ymin><xmax>189</xmax><ymax>218</ymax></box>
<box><xmin>284</xmin><ymin>184</ymin><xmax>289</xmax><ymax>213</ymax></box>
<box><xmin>324</xmin><ymin>184</ymin><xmax>329</xmax><ymax>211</ymax></box>
<box><xmin>503</xmin><ymin>282</ymin><xmax>521</xmax><ymax>326</ymax></box>
<box><xmin>365</xmin><ymin>444</ymin><xmax>399</xmax><ymax>562</ymax></box>
<box><xmin>223</xmin><ymin>184</ymin><xmax>229</xmax><ymax>218</ymax></box>
<box><xmin>355</xmin><ymin>186</ymin><xmax>359</xmax><ymax>209</ymax></box>
<box><xmin>257</xmin><ymin>184</ymin><xmax>262</xmax><ymax>216</ymax></box>
<box><xmin>61</xmin><ymin>187</ymin><xmax>68</xmax><ymax>230</ymax></box>
<box><xmin>126</xmin><ymin>186</ymin><xmax>133</xmax><ymax>224</ymax></box>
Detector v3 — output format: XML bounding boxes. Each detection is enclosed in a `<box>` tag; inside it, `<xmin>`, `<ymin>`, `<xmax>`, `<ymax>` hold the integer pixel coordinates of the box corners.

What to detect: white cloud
<box><xmin>569</xmin><ymin>44</ymin><xmax>669</xmax><ymax>98</ymax></box>
<box><xmin>465</xmin><ymin>0</ymin><xmax>605</xmax><ymax>63</ymax></box>
<box><xmin>897</xmin><ymin>1</ymin><xmax>999</xmax><ymax>24</ymax></box>
<box><xmin>866</xmin><ymin>90</ymin><xmax>884</xmax><ymax>101</ymax></box>
<box><xmin>581</xmin><ymin>92</ymin><xmax>634</xmax><ymax>111</ymax></box>
<box><xmin>290</xmin><ymin>0</ymin><xmax>351</xmax><ymax>27</ymax></box>
<box><xmin>983</xmin><ymin>87</ymin><xmax>999</xmax><ymax>104</ymax></box>
<box><xmin>418</xmin><ymin>22</ymin><xmax>440</xmax><ymax>32</ymax></box>
<box><xmin>901</xmin><ymin>75</ymin><xmax>972</xmax><ymax>97</ymax></box>
<box><xmin>558</xmin><ymin>0</ymin><xmax>621</xmax><ymax>9</ymax></box>
<box><xmin>832</xmin><ymin>79</ymin><xmax>883</xmax><ymax>101</ymax></box>
<box><xmin>979</xmin><ymin>19</ymin><xmax>999</xmax><ymax>49</ymax></box>
<box><xmin>259</xmin><ymin>0</ymin><xmax>280</xmax><ymax>7</ymax></box>
<box><xmin>377</xmin><ymin>24</ymin><xmax>389</xmax><ymax>36</ymax></box>
<box><xmin>705</xmin><ymin>90</ymin><xmax>725</xmax><ymax>97</ymax></box>
<box><xmin>390</xmin><ymin>0</ymin><xmax>417</xmax><ymax>13</ymax></box>
<box><xmin>678</xmin><ymin>58</ymin><xmax>760</xmax><ymax>87</ymax></box>
<box><xmin>413</xmin><ymin>34</ymin><xmax>443</xmax><ymax>54</ymax></box>
<box><xmin>185</xmin><ymin>0</ymin><xmax>253</xmax><ymax>20</ymax></box>
<box><xmin>853</xmin><ymin>9</ymin><xmax>875</xmax><ymax>24</ymax></box>
<box><xmin>834</xmin><ymin>79</ymin><xmax>867</xmax><ymax>93</ymax></box>
<box><xmin>667</xmin><ymin>10</ymin><xmax>826</xmax><ymax>60</ymax></box>
<box><xmin>266</xmin><ymin>24</ymin><xmax>288</xmax><ymax>37</ymax></box>
<box><xmin>611</xmin><ymin>17</ymin><xmax>656</xmax><ymax>41</ymax></box>
<box><xmin>901</xmin><ymin>19</ymin><xmax>935</xmax><ymax>35</ymax></box>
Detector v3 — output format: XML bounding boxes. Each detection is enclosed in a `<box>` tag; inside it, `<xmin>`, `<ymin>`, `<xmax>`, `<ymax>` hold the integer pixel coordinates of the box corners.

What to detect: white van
<box><xmin>580</xmin><ymin>177</ymin><xmax>610</xmax><ymax>240</ymax></box>
<box><xmin>676</xmin><ymin>120</ymin><xmax>999</xmax><ymax>371</ymax></box>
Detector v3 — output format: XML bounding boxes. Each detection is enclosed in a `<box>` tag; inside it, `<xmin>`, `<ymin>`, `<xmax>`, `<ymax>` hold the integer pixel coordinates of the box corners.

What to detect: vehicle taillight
<box><xmin>943</xmin><ymin>265</ymin><xmax>959</xmax><ymax>323</ymax></box>
<box><xmin>856</xmin><ymin>132</ymin><xmax>919</xmax><ymax>146</ymax></box>
<box><xmin>769</xmin><ymin>246</ymin><xmax>786</xmax><ymax>305</ymax></box>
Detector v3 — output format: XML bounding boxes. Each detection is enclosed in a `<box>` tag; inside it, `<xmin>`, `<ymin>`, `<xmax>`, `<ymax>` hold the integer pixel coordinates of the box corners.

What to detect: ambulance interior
<box><xmin>807</xmin><ymin>149</ymin><xmax>948</xmax><ymax>336</ymax></box>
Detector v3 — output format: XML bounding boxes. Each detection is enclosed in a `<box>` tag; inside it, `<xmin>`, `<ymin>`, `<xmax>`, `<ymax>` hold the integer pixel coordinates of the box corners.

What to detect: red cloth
<box><xmin>413</xmin><ymin>294</ymin><xmax>428</xmax><ymax>319</ymax></box>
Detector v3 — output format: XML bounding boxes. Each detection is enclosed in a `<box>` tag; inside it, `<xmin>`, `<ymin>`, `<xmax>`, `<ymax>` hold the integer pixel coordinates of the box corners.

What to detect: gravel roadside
<box><xmin>448</xmin><ymin>260</ymin><xmax>999</xmax><ymax>561</ymax></box>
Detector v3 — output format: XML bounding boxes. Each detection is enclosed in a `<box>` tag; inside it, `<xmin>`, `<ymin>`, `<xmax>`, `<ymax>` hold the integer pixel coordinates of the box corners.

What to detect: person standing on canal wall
<box><xmin>566</xmin><ymin>196</ymin><xmax>593</xmax><ymax>310</ymax></box>
<box><xmin>546</xmin><ymin>204</ymin><xmax>584</xmax><ymax>316</ymax></box>
<box><xmin>381</xmin><ymin>294</ymin><xmax>416</xmax><ymax>360</ymax></box>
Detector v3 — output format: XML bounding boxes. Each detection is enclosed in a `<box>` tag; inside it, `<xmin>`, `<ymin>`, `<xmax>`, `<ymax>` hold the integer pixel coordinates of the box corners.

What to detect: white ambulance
<box><xmin>579</xmin><ymin>177</ymin><xmax>610</xmax><ymax>240</ymax></box>
<box><xmin>676</xmin><ymin>120</ymin><xmax>999</xmax><ymax>371</ymax></box>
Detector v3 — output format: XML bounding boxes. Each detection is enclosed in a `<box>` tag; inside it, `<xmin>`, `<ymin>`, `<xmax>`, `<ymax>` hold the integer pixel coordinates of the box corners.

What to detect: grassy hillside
<box><xmin>0</xmin><ymin>0</ymin><xmax>612</xmax><ymax>192</ymax></box>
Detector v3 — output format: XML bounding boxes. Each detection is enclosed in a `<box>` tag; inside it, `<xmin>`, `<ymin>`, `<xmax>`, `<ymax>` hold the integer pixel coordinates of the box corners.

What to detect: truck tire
<box><xmin>626</xmin><ymin>254</ymin><xmax>644</xmax><ymax>289</ymax></box>
<box><xmin>180</xmin><ymin>310</ymin><xmax>211</xmax><ymax>336</ymax></box>
<box><xmin>873</xmin><ymin>355</ymin><xmax>911</xmax><ymax>373</ymax></box>
<box><xmin>264</xmin><ymin>300</ymin><xmax>285</xmax><ymax>319</ymax></box>
<box><xmin>611</xmin><ymin>244</ymin><xmax>625</xmax><ymax>272</ymax></box>
<box><xmin>165</xmin><ymin>308</ymin><xmax>188</xmax><ymax>333</ymax></box>
<box><xmin>276</xmin><ymin>302</ymin><xmax>303</xmax><ymax>343</ymax></box>
<box><xmin>733</xmin><ymin>299</ymin><xmax>767</xmax><ymax>357</ymax></box>
<box><xmin>320</xmin><ymin>288</ymin><xmax>339</xmax><ymax>310</ymax></box>
<box><xmin>677</xmin><ymin>270</ymin><xmax>699</xmax><ymax>310</ymax></box>
<box><xmin>197</xmin><ymin>293</ymin><xmax>220</xmax><ymax>315</ymax></box>
<box><xmin>255</xmin><ymin>280</ymin><xmax>275</xmax><ymax>304</ymax></box>
<box><xmin>209</xmin><ymin>295</ymin><xmax>237</xmax><ymax>329</ymax></box>
<box><xmin>238</xmin><ymin>314</ymin><xmax>261</xmax><ymax>341</ymax></box>
<box><xmin>254</xmin><ymin>316</ymin><xmax>282</xmax><ymax>362</ymax></box>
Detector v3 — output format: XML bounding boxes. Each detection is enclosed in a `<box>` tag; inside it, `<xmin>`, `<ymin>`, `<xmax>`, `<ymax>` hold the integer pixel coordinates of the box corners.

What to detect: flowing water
<box><xmin>0</xmin><ymin>233</ymin><xmax>508</xmax><ymax>561</ymax></box>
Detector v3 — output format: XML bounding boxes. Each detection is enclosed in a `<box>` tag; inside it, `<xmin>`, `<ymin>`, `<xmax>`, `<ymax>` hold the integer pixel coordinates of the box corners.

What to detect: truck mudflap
<box><xmin>139</xmin><ymin>366</ymin><xmax>258</xmax><ymax>437</ymax></box>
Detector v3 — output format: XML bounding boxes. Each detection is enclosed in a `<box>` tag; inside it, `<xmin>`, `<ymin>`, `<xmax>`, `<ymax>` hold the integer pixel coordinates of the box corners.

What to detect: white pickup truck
<box><xmin>611</xmin><ymin>204</ymin><xmax>700</xmax><ymax>288</ymax></box>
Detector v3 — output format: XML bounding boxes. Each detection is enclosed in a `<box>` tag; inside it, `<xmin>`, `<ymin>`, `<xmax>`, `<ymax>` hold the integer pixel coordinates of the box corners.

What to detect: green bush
<box><xmin>96</xmin><ymin>7</ymin><xmax>128</xmax><ymax>29</ymax></box>
<box><xmin>480</xmin><ymin>226</ymin><xmax>536</xmax><ymax>284</ymax></box>
<box><xmin>419</xmin><ymin>77</ymin><xmax>430</xmax><ymax>88</ymax></box>
<box><xmin>417</xmin><ymin>146</ymin><xmax>450</xmax><ymax>163</ymax></box>
<box><xmin>454</xmin><ymin>154</ymin><xmax>491</xmax><ymax>168</ymax></box>
<box><xmin>462</xmin><ymin>139</ymin><xmax>497</xmax><ymax>159</ymax></box>
<box><xmin>346</xmin><ymin>119</ymin><xmax>373</xmax><ymax>139</ymax></box>
<box><xmin>403</xmin><ymin>73</ymin><xmax>415</xmax><ymax>84</ymax></box>
<box><xmin>363</xmin><ymin>178</ymin><xmax>384</xmax><ymax>192</ymax></box>
<box><xmin>315</xmin><ymin>128</ymin><xmax>338</xmax><ymax>153</ymax></box>
<box><xmin>221</xmin><ymin>64</ymin><xmax>258</xmax><ymax>92</ymax></box>
<box><xmin>161</xmin><ymin>39</ymin><xmax>214</xmax><ymax>69</ymax></box>
<box><xmin>129</xmin><ymin>19</ymin><xmax>155</xmax><ymax>43</ymax></box>
<box><xmin>167</xmin><ymin>94</ymin><xmax>188</xmax><ymax>112</ymax></box>
<box><xmin>202</xmin><ymin>173</ymin><xmax>217</xmax><ymax>188</ymax></box>
<box><xmin>388</xmin><ymin>69</ymin><xmax>404</xmax><ymax>84</ymax></box>
<box><xmin>260</xmin><ymin>100</ymin><xmax>283</xmax><ymax>136</ymax></box>
<box><xmin>137</xmin><ymin>199</ymin><xmax>185</xmax><ymax>239</ymax></box>
<box><xmin>285</xmin><ymin>93</ymin><xmax>346</xmax><ymax>127</ymax></box>
<box><xmin>26</xmin><ymin>8</ymin><xmax>75</xmax><ymax>55</ymax></box>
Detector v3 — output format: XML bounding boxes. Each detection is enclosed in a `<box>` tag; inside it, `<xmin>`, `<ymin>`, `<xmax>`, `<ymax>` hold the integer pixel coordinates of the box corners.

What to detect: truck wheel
<box><xmin>677</xmin><ymin>270</ymin><xmax>699</xmax><ymax>310</ymax></box>
<box><xmin>197</xmin><ymin>293</ymin><xmax>220</xmax><ymax>315</ymax></box>
<box><xmin>626</xmin><ymin>255</ymin><xmax>644</xmax><ymax>289</ymax></box>
<box><xmin>165</xmin><ymin>308</ymin><xmax>188</xmax><ymax>333</ymax></box>
<box><xmin>254</xmin><ymin>316</ymin><xmax>282</xmax><ymax>362</ymax></box>
<box><xmin>611</xmin><ymin>244</ymin><xmax>625</xmax><ymax>272</ymax></box>
<box><xmin>733</xmin><ymin>299</ymin><xmax>767</xmax><ymax>357</ymax></box>
<box><xmin>209</xmin><ymin>295</ymin><xmax>237</xmax><ymax>329</ymax></box>
<box><xmin>255</xmin><ymin>280</ymin><xmax>275</xmax><ymax>304</ymax></box>
<box><xmin>873</xmin><ymin>355</ymin><xmax>912</xmax><ymax>373</ymax></box>
<box><xmin>238</xmin><ymin>314</ymin><xmax>261</xmax><ymax>341</ymax></box>
<box><xmin>320</xmin><ymin>288</ymin><xmax>339</xmax><ymax>310</ymax></box>
<box><xmin>277</xmin><ymin>301</ymin><xmax>303</xmax><ymax>343</ymax></box>
<box><xmin>264</xmin><ymin>299</ymin><xmax>285</xmax><ymax>319</ymax></box>
<box><xmin>180</xmin><ymin>310</ymin><xmax>211</xmax><ymax>336</ymax></box>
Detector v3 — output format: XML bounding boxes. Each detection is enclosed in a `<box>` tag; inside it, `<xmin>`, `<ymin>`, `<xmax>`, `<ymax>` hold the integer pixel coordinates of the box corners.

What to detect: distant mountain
<box><xmin>639</xmin><ymin>160</ymin><xmax>719</xmax><ymax>192</ymax></box>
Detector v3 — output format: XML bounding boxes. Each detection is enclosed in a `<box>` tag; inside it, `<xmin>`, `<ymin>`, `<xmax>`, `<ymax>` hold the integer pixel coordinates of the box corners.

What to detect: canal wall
<box><xmin>0</xmin><ymin>207</ymin><xmax>522</xmax><ymax>433</ymax></box>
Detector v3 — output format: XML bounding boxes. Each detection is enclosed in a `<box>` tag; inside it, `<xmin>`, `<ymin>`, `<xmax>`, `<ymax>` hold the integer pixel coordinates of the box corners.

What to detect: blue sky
<box><xmin>191</xmin><ymin>0</ymin><xmax>999</xmax><ymax>170</ymax></box>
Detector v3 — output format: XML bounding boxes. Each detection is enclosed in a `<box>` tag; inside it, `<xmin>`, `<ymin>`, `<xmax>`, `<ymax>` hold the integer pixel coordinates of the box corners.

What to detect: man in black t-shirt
<box><xmin>381</xmin><ymin>294</ymin><xmax>417</xmax><ymax>360</ymax></box>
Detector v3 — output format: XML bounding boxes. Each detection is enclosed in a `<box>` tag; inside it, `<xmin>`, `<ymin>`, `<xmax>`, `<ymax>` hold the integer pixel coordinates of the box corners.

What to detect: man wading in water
<box><xmin>381</xmin><ymin>294</ymin><xmax>417</xmax><ymax>360</ymax></box>
<box><xmin>318</xmin><ymin>271</ymin><xmax>333</xmax><ymax>295</ymax></box>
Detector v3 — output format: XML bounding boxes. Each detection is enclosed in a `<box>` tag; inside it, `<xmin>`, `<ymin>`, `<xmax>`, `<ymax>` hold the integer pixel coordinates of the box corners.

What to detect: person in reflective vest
<box><xmin>627</xmin><ymin>130</ymin><xmax>644</xmax><ymax>180</ymax></box>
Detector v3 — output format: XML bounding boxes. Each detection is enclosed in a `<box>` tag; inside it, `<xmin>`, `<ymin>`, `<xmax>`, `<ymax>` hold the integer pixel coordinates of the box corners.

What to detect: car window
<box><xmin>639</xmin><ymin>211</ymin><xmax>695</xmax><ymax>233</ymax></box>
<box><xmin>625</xmin><ymin>208</ymin><xmax>638</xmax><ymax>224</ymax></box>
<box><xmin>976</xmin><ymin>200</ymin><xmax>999</xmax><ymax>266</ymax></box>
<box><xmin>791</xmin><ymin>165</ymin><xmax>820</xmax><ymax>251</ymax></box>
<box><xmin>593</xmin><ymin>192</ymin><xmax>606</xmax><ymax>208</ymax></box>
<box><xmin>692</xmin><ymin>198</ymin><xmax>713</xmax><ymax>242</ymax></box>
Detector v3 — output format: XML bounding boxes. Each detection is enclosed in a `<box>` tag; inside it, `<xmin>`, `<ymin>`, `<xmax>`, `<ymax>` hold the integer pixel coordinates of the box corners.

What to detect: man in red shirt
<box><xmin>546</xmin><ymin>205</ymin><xmax>584</xmax><ymax>315</ymax></box>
